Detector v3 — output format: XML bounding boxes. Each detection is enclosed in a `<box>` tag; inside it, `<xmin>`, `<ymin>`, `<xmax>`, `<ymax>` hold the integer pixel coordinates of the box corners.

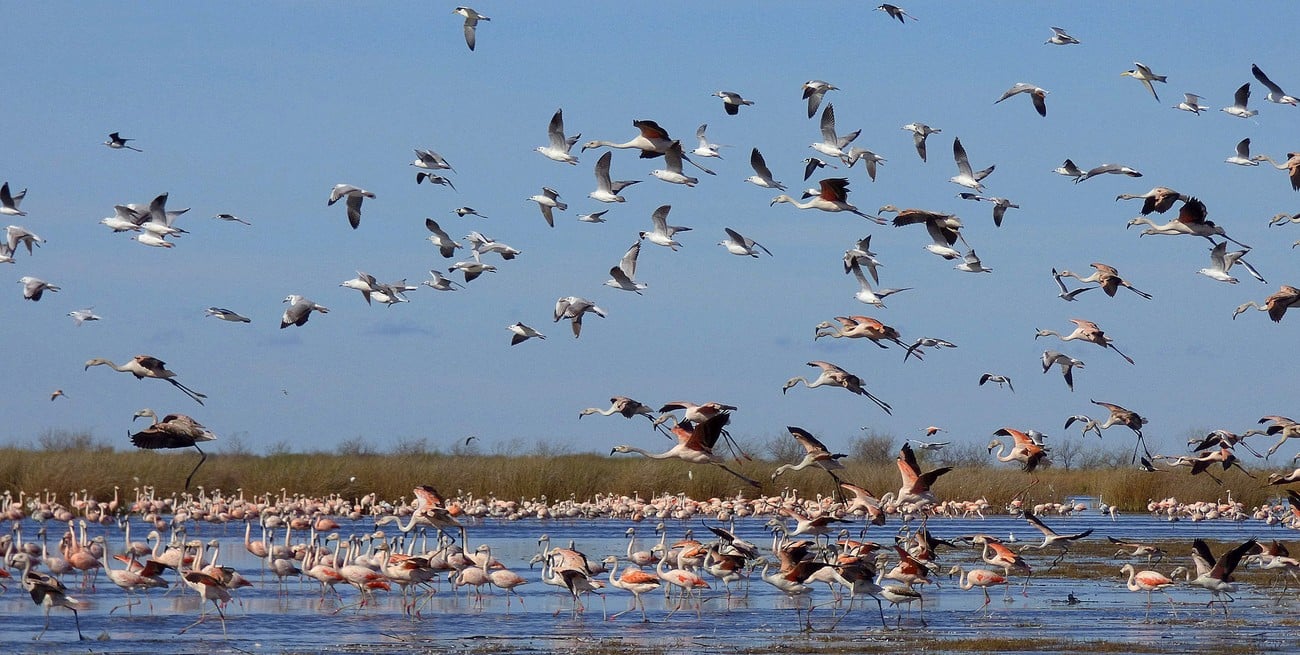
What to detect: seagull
<box><xmin>744</xmin><ymin>148</ymin><xmax>785</xmax><ymax>190</ymax></box>
<box><xmin>422</xmin><ymin>270</ymin><xmax>464</xmax><ymax>291</ymax></box>
<box><xmin>811</xmin><ymin>104</ymin><xmax>860</xmax><ymax>160</ymax></box>
<box><xmin>425</xmin><ymin>218</ymin><xmax>464</xmax><ymax>258</ymax></box>
<box><xmin>847</xmin><ymin>259</ymin><xmax>909</xmax><ymax>307</ymax></box>
<box><xmin>1076</xmin><ymin>163</ymin><xmax>1142</xmax><ymax>183</ymax></box>
<box><xmin>205</xmin><ymin>307</ymin><xmax>251</xmax><ymax>323</ymax></box>
<box><xmin>954</xmin><ymin>249</ymin><xmax>992</xmax><ymax>273</ymax></box>
<box><xmin>1044</xmin><ymin>27</ymin><xmax>1080</xmax><ymax>45</ymax></box>
<box><xmin>604</xmin><ymin>241</ymin><xmax>647</xmax><ymax>294</ymax></box>
<box><xmin>649</xmin><ymin>140</ymin><xmax>698</xmax><ymax>186</ymax></box>
<box><xmin>901</xmin><ymin>122</ymin><xmax>940</xmax><ymax>162</ymax></box>
<box><xmin>328</xmin><ymin>184</ymin><xmax>375</xmax><ymax>229</ymax></box>
<box><xmin>1052</xmin><ymin>159</ymin><xmax>1085</xmax><ymax>181</ymax></box>
<box><xmin>466</xmin><ymin>231</ymin><xmax>521</xmax><ymax>260</ymax></box>
<box><xmin>1221</xmin><ymin>83</ymin><xmax>1258</xmax><ymax>118</ymax></box>
<box><xmin>415</xmin><ymin>171</ymin><xmax>455</xmax><ymax>189</ymax></box>
<box><xmin>448</xmin><ymin>259</ymin><xmax>496</xmax><ymax>282</ymax></box>
<box><xmin>507</xmin><ymin>322</ymin><xmax>546</xmax><ymax>346</ymax></box>
<box><xmin>50</xmin><ymin>389</ymin><xmax>64</xmax><ymax>401</ymax></box>
<box><xmin>876</xmin><ymin>4</ymin><xmax>916</xmax><ymax>23</ymax></box>
<box><xmin>0</xmin><ymin>183</ymin><xmax>27</xmax><ymax>216</ymax></box>
<box><xmin>587</xmin><ymin>152</ymin><xmax>639</xmax><ymax>204</ymax></box>
<box><xmin>801</xmin><ymin>80</ymin><xmax>838</xmax><ymax>119</ymax></box>
<box><xmin>453</xmin><ymin>207</ymin><xmax>487</xmax><ymax>219</ymax></box>
<box><xmin>802</xmin><ymin>157</ymin><xmax>836</xmax><ymax>180</ymax></box>
<box><xmin>104</xmin><ymin>132</ymin><xmax>142</xmax><ymax>151</ymax></box>
<box><xmin>67</xmin><ymin>308</ymin><xmax>101</xmax><ymax>325</ymax></box>
<box><xmin>1050</xmin><ymin>269</ymin><xmax>1094</xmax><ymax>301</ymax></box>
<box><xmin>842</xmin><ymin>148</ymin><xmax>885</xmax><ymax>181</ymax></box>
<box><xmin>843</xmin><ymin>235</ymin><xmax>882</xmax><ymax>281</ymax></box>
<box><xmin>692</xmin><ymin>123</ymin><xmax>726</xmax><ymax>160</ymax></box>
<box><xmin>6</xmin><ymin>224</ymin><xmax>44</xmax><ymax>256</ymax></box>
<box><xmin>979</xmin><ymin>374</ymin><xmax>1014</xmax><ymax>392</ymax></box>
<box><xmin>719</xmin><ymin>227</ymin><xmax>771</xmax><ymax>257</ymax></box>
<box><xmin>1043</xmin><ymin>351</ymin><xmax>1085</xmax><ymax>392</ymax></box>
<box><xmin>910</xmin><ymin>439</ymin><xmax>949</xmax><ymax>452</ymax></box>
<box><xmin>453</xmin><ymin>6</ymin><xmax>489</xmax><ymax>51</ymax></box>
<box><xmin>340</xmin><ymin>271</ymin><xmax>382</xmax><ymax>305</ymax></box>
<box><xmin>639</xmin><ymin>204</ymin><xmax>691</xmax><ymax>250</ymax></box>
<box><xmin>994</xmin><ymin>83</ymin><xmax>1048</xmax><ymax>117</ymax></box>
<box><xmin>18</xmin><ymin>276</ymin><xmax>58</xmax><ymax>301</ymax></box>
<box><xmin>280</xmin><ymin>295</ymin><xmax>329</xmax><ymax>328</ymax></box>
<box><xmin>577</xmin><ymin>210</ymin><xmax>609</xmax><ymax>223</ymax></box>
<box><xmin>554</xmin><ymin>296</ymin><xmax>606</xmax><ymax>338</ymax></box>
<box><xmin>1174</xmin><ymin>93</ymin><xmax>1209</xmax><ymax>114</ymax></box>
<box><xmin>411</xmin><ymin>148</ymin><xmax>455</xmax><ymax>172</ymax></box>
<box><xmin>958</xmin><ymin>192</ymin><xmax>1019</xmax><ymax>227</ymax></box>
<box><xmin>99</xmin><ymin>206</ymin><xmax>143</xmax><ymax>233</ymax></box>
<box><xmin>1197</xmin><ymin>241</ymin><xmax>1266</xmax><ymax>284</ymax></box>
<box><xmin>1122</xmin><ymin>62</ymin><xmax>1167</xmax><ymax>102</ymax></box>
<box><xmin>1252</xmin><ymin>64</ymin><xmax>1298</xmax><ymax>106</ymax></box>
<box><xmin>1226</xmin><ymin>138</ymin><xmax>1268</xmax><ymax>166</ymax></box>
<box><xmin>712</xmin><ymin>91</ymin><xmax>753</xmax><ymax>115</ymax></box>
<box><xmin>903</xmin><ymin>337</ymin><xmax>956</xmax><ymax>362</ymax></box>
<box><xmin>536</xmin><ymin>108</ymin><xmax>580</xmax><ymax>164</ymax></box>
<box><xmin>213</xmin><ymin>213</ymin><xmax>251</xmax><ymax>225</ymax></box>
<box><xmin>950</xmin><ymin>138</ymin><xmax>995</xmax><ymax>191</ymax></box>
<box><xmin>527</xmin><ymin>187</ymin><xmax>567</xmax><ymax>227</ymax></box>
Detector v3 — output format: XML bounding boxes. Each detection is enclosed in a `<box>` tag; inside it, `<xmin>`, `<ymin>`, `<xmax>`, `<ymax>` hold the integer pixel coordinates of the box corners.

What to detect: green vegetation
<box><xmin>0</xmin><ymin>429</ymin><xmax>1277</xmax><ymax>510</ymax></box>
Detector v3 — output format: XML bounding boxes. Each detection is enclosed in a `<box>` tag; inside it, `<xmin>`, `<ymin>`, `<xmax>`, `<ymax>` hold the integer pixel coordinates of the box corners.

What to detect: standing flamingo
<box><xmin>603</xmin><ymin>555</ymin><xmax>660</xmax><ymax>621</ymax></box>
<box><xmin>1120</xmin><ymin>563</ymin><xmax>1177</xmax><ymax>621</ymax></box>
<box><xmin>949</xmin><ymin>564</ymin><xmax>1007</xmax><ymax>612</ymax></box>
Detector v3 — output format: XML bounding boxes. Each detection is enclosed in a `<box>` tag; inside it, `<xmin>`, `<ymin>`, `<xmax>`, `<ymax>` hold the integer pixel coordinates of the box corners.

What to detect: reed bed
<box><xmin>0</xmin><ymin>435</ymin><xmax>1275</xmax><ymax>511</ymax></box>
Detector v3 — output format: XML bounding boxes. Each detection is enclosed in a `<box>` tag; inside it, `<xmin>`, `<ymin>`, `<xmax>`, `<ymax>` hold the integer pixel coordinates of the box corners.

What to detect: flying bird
<box><xmin>213</xmin><ymin>213</ymin><xmax>251</xmax><ymax>225</ymax></box>
<box><xmin>527</xmin><ymin>187</ymin><xmax>567</xmax><ymax>227</ymax></box>
<box><xmin>1252</xmin><ymin>63</ymin><xmax>1298</xmax><ymax>105</ymax></box>
<box><xmin>454</xmin><ymin>6</ymin><xmax>489</xmax><ymax>51</ymax></box>
<box><xmin>281</xmin><ymin>294</ymin><xmax>329</xmax><ymax>328</ymax></box>
<box><xmin>1174</xmin><ymin>93</ymin><xmax>1210</xmax><ymax>114</ymax></box>
<box><xmin>589</xmin><ymin>151</ymin><xmax>640</xmax><ymax>202</ymax></box>
<box><xmin>745</xmin><ymin>148</ymin><xmax>785</xmax><ymax>190</ymax></box>
<box><xmin>425</xmin><ymin>218</ymin><xmax>464</xmax><ymax>258</ymax></box>
<box><xmin>1221</xmin><ymin>83</ymin><xmax>1258</xmax><ymax>118</ymax></box>
<box><xmin>18</xmin><ymin>276</ymin><xmax>58</xmax><ymax>301</ymax></box>
<box><xmin>1050</xmin><ymin>269</ymin><xmax>1094</xmax><ymax>302</ymax></box>
<box><xmin>67</xmin><ymin>308</ymin><xmax>101</xmax><ymax>325</ymax></box>
<box><xmin>411</xmin><ymin>148</ymin><xmax>455</xmax><ymax>172</ymax></box>
<box><xmin>554</xmin><ymin>296</ymin><xmax>606</xmax><ymax>338</ymax></box>
<box><xmin>1044</xmin><ymin>27</ymin><xmax>1079</xmax><ymax>45</ymax></box>
<box><xmin>1042</xmin><ymin>351</ymin><xmax>1085</xmax><ymax>392</ymax></box>
<box><xmin>801</xmin><ymin>80</ymin><xmax>837</xmax><ymax>118</ymax></box>
<box><xmin>719</xmin><ymin>227</ymin><xmax>771</xmax><ymax>257</ymax></box>
<box><xmin>782</xmin><ymin>361</ymin><xmax>892</xmax><ymax>414</ymax></box>
<box><xmin>604</xmin><ymin>241</ymin><xmax>647</xmax><ymax>294</ymax></box>
<box><xmin>994</xmin><ymin>83</ymin><xmax>1048</xmax><ymax>117</ymax></box>
<box><xmin>979</xmin><ymin>373</ymin><xmax>1014</xmax><ymax>392</ymax></box>
<box><xmin>130</xmin><ymin>409</ymin><xmax>217</xmax><ymax>489</ymax></box>
<box><xmin>85</xmin><ymin>354</ymin><xmax>207</xmax><ymax>405</ymax></box>
<box><xmin>1076</xmin><ymin>163</ymin><xmax>1143</xmax><ymax>183</ymax></box>
<box><xmin>1121</xmin><ymin>62</ymin><xmax>1167</xmax><ymax>102</ymax></box>
<box><xmin>507</xmin><ymin>322</ymin><xmax>545</xmax><ymax>346</ymax></box>
<box><xmin>901</xmin><ymin>123</ymin><xmax>940</xmax><ymax>162</ymax></box>
<box><xmin>876</xmin><ymin>4</ymin><xmax>916</xmax><ymax>23</ymax></box>
<box><xmin>328</xmin><ymin>184</ymin><xmax>375</xmax><ymax>229</ymax></box>
<box><xmin>1</xmin><ymin>182</ymin><xmax>27</xmax><ymax>216</ymax></box>
<box><xmin>950</xmin><ymin>138</ymin><xmax>995</xmax><ymax>191</ymax></box>
<box><xmin>1233</xmin><ymin>285</ymin><xmax>1300</xmax><ymax>322</ymax></box>
<box><xmin>205</xmin><ymin>307</ymin><xmax>251</xmax><ymax>323</ymax></box>
<box><xmin>712</xmin><ymin>90</ymin><xmax>754</xmax><ymax>115</ymax></box>
<box><xmin>639</xmin><ymin>204</ymin><xmax>691</xmax><ymax>250</ymax></box>
<box><xmin>536</xmin><ymin>108</ymin><xmax>581</xmax><ymax>164</ymax></box>
<box><xmin>104</xmin><ymin>131</ymin><xmax>142</xmax><ymax>151</ymax></box>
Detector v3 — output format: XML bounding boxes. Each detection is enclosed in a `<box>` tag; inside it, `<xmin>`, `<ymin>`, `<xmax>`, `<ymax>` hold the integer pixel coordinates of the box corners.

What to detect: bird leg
<box><xmin>1107</xmin><ymin>343</ymin><xmax>1135</xmax><ymax>365</ymax></box>
<box><xmin>1009</xmin><ymin>476</ymin><xmax>1039</xmax><ymax>503</ymax></box>
<box><xmin>713</xmin><ymin>463</ymin><xmax>761</xmax><ymax>488</ymax></box>
<box><xmin>167</xmin><ymin>378</ymin><xmax>208</xmax><ymax>405</ymax></box>
<box><xmin>184</xmin><ymin>444</ymin><xmax>208</xmax><ymax>491</ymax></box>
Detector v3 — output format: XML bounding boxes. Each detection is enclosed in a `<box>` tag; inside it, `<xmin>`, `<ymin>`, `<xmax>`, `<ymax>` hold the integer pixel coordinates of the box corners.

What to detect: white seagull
<box><xmin>712</xmin><ymin>91</ymin><xmax>754</xmax><ymax>115</ymax></box>
<box><xmin>745</xmin><ymin>148</ymin><xmax>785</xmax><ymax>190</ymax></box>
<box><xmin>950</xmin><ymin>138</ymin><xmax>995</xmax><ymax>191</ymax></box>
<box><xmin>425</xmin><ymin>218</ymin><xmax>464</xmax><ymax>258</ymax></box>
<box><xmin>527</xmin><ymin>187</ymin><xmax>567</xmax><ymax>227</ymax></box>
<box><xmin>0</xmin><ymin>182</ymin><xmax>27</xmax><ymax>216</ymax></box>
<box><xmin>1226</xmin><ymin>138</ymin><xmax>1268</xmax><ymax>166</ymax></box>
<box><xmin>19</xmin><ymin>276</ymin><xmax>58</xmax><ymax>301</ymax></box>
<box><xmin>67</xmin><ymin>308</ymin><xmax>101</xmax><ymax>325</ymax></box>
<box><xmin>589</xmin><ymin>151</ymin><xmax>640</xmax><ymax>203</ymax></box>
<box><xmin>811</xmin><ymin>104</ymin><xmax>860</xmax><ymax>160</ymax></box>
<box><xmin>328</xmin><ymin>184</ymin><xmax>375</xmax><ymax>229</ymax></box>
<box><xmin>281</xmin><ymin>295</ymin><xmax>329</xmax><ymax>328</ymax></box>
<box><xmin>801</xmin><ymin>80</ymin><xmax>838</xmax><ymax>119</ymax></box>
<box><xmin>1197</xmin><ymin>241</ymin><xmax>1265</xmax><ymax>284</ymax></box>
<box><xmin>639</xmin><ymin>204</ymin><xmax>691</xmax><ymax>250</ymax></box>
<box><xmin>649</xmin><ymin>141</ymin><xmax>698</xmax><ymax>186</ymax></box>
<box><xmin>1221</xmin><ymin>83</ymin><xmax>1258</xmax><ymax>118</ymax></box>
<box><xmin>454</xmin><ymin>7</ymin><xmax>489</xmax><ymax>51</ymax></box>
<box><xmin>536</xmin><ymin>108</ymin><xmax>580</xmax><ymax>164</ymax></box>
<box><xmin>1122</xmin><ymin>62</ymin><xmax>1167</xmax><ymax>102</ymax></box>
<box><xmin>1252</xmin><ymin>64</ymin><xmax>1298</xmax><ymax>106</ymax></box>
<box><xmin>901</xmin><ymin>122</ymin><xmax>941</xmax><ymax>162</ymax></box>
<box><xmin>1044</xmin><ymin>27</ymin><xmax>1080</xmax><ymax>45</ymax></box>
<box><xmin>422</xmin><ymin>270</ymin><xmax>464</xmax><ymax>291</ymax></box>
<box><xmin>719</xmin><ymin>227</ymin><xmax>771</xmax><ymax>257</ymax></box>
<box><xmin>205</xmin><ymin>307</ymin><xmax>251</xmax><ymax>323</ymax></box>
<box><xmin>693</xmin><ymin>124</ymin><xmax>725</xmax><ymax>159</ymax></box>
<box><xmin>994</xmin><ymin>83</ymin><xmax>1048</xmax><ymax>117</ymax></box>
<box><xmin>554</xmin><ymin>296</ymin><xmax>607</xmax><ymax>338</ymax></box>
<box><xmin>411</xmin><ymin>148</ymin><xmax>455</xmax><ymax>172</ymax></box>
<box><xmin>508</xmin><ymin>322</ymin><xmax>545</xmax><ymax>346</ymax></box>
<box><xmin>1174</xmin><ymin>93</ymin><xmax>1209</xmax><ymax>114</ymax></box>
<box><xmin>848</xmin><ymin>259</ymin><xmax>909</xmax><ymax>308</ymax></box>
<box><xmin>604</xmin><ymin>242</ymin><xmax>647</xmax><ymax>294</ymax></box>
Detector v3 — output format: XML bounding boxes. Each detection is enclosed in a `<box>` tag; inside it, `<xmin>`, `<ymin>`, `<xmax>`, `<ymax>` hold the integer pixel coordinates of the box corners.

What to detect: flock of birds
<box><xmin>3</xmin><ymin>480</ymin><xmax>1300</xmax><ymax>642</ymax></box>
<box><xmin>7</xmin><ymin>4</ymin><xmax>1300</xmax><ymax>646</ymax></box>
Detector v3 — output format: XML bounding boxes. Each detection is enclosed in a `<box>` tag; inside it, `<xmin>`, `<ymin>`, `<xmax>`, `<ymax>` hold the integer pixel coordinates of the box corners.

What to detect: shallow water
<box><xmin>2</xmin><ymin>512</ymin><xmax>1297</xmax><ymax>654</ymax></box>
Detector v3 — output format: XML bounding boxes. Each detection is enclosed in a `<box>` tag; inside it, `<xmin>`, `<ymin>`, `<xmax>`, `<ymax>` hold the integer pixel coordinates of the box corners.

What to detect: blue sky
<box><xmin>3</xmin><ymin>2</ymin><xmax>1299</xmax><ymax>461</ymax></box>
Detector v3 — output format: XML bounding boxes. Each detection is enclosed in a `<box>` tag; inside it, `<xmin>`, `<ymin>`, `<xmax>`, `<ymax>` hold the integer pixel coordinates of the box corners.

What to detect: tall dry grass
<box><xmin>0</xmin><ymin>429</ymin><xmax>1278</xmax><ymax>511</ymax></box>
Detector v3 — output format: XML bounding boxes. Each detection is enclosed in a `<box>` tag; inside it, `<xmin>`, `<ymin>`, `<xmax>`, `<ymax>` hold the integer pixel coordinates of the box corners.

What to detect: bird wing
<box><xmin>995</xmin><ymin>83</ymin><xmax>1033</xmax><ymax>104</ymax></box>
<box><xmin>1208</xmin><ymin>241</ymin><xmax>1228</xmax><ymax>271</ymax></box>
<box><xmin>1252</xmin><ymin>64</ymin><xmax>1286</xmax><ymax>95</ymax></box>
<box><xmin>547</xmin><ymin>108</ymin><xmax>567</xmax><ymax>149</ymax></box>
<box><xmin>650</xmin><ymin>205</ymin><xmax>671</xmax><ymax>233</ymax></box>
<box><xmin>819</xmin><ymin>104</ymin><xmax>837</xmax><ymax>142</ymax></box>
<box><xmin>953</xmin><ymin>138</ymin><xmax>973</xmax><ymax>176</ymax></box>
<box><xmin>634</xmin><ymin>119</ymin><xmax>669</xmax><ymax>140</ymax></box>
<box><xmin>750</xmin><ymin>148</ymin><xmax>774</xmax><ymax>179</ymax></box>
<box><xmin>663</xmin><ymin>140</ymin><xmax>685</xmax><ymax>171</ymax></box>
<box><xmin>1177</xmin><ymin>197</ymin><xmax>1208</xmax><ymax>224</ymax></box>
<box><xmin>897</xmin><ymin>442</ymin><xmax>921</xmax><ymax>482</ymax></box>
<box><xmin>618</xmin><ymin>241</ymin><xmax>640</xmax><ymax>278</ymax></box>
<box><xmin>819</xmin><ymin>177</ymin><xmax>850</xmax><ymax>202</ymax></box>
<box><xmin>1217</xmin><ymin>538</ymin><xmax>1257</xmax><ymax>579</ymax></box>
<box><xmin>594</xmin><ymin>151</ymin><xmax>614</xmax><ymax>190</ymax></box>
<box><xmin>1022</xmin><ymin>510</ymin><xmax>1058</xmax><ymax>537</ymax></box>
<box><xmin>1191</xmin><ymin>538</ymin><xmax>1216</xmax><ymax>577</ymax></box>
<box><xmin>786</xmin><ymin>426</ymin><xmax>831</xmax><ymax>455</ymax></box>
<box><xmin>1233</xmin><ymin>83</ymin><xmax>1251</xmax><ymax>108</ymax></box>
<box><xmin>345</xmin><ymin>195</ymin><xmax>364</xmax><ymax>229</ymax></box>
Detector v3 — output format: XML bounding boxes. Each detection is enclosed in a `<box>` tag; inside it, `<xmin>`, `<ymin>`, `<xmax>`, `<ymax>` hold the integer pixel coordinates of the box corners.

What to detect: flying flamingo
<box><xmin>1120</xmin><ymin>563</ymin><xmax>1177</xmax><ymax>621</ymax></box>
<box><xmin>894</xmin><ymin>442</ymin><xmax>952</xmax><ymax>509</ymax></box>
<box><xmin>129</xmin><ymin>409</ymin><xmax>217</xmax><ymax>490</ymax></box>
<box><xmin>84</xmin><ymin>354</ymin><xmax>207</xmax><ymax>404</ymax></box>
<box><xmin>782</xmin><ymin>360</ymin><xmax>892</xmax><ymax>414</ymax></box>
<box><xmin>610</xmin><ymin>410</ymin><xmax>760</xmax><ymax>487</ymax></box>
<box><xmin>769</xmin><ymin>177</ymin><xmax>886</xmax><ymax>223</ymax></box>
<box><xmin>1035</xmin><ymin>319</ymin><xmax>1134</xmax><ymax>364</ymax></box>
<box><xmin>16</xmin><ymin>553</ymin><xmax>88</xmax><ymax>640</ymax></box>
<box><xmin>1055</xmin><ymin>263</ymin><xmax>1153</xmax><ymax>299</ymax></box>
<box><xmin>813</xmin><ymin>315</ymin><xmax>908</xmax><ymax>349</ymax></box>
<box><xmin>1233</xmin><ymin>285</ymin><xmax>1300</xmax><ymax>323</ymax></box>
<box><xmin>771</xmin><ymin>426</ymin><xmax>848</xmax><ymax>489</ymax></box>
<box><xmin>988</xmin><ymin>428</ymin><xmax>1049</xmax><ymax>498</ymax></box>
<box><xmin>1089</xmin><ymin>400</ymin><xmax>1152</xmax><ymax>462</ymax></box>
<box><xmin>1126</xmin><ymin>196</ymin><xmax>1250</xmax><ymax>249</ymax></box>
<box><xmin>581</xmin><ymin>119</ymin><xmax>714</xmax><ymax>174</ymax></box>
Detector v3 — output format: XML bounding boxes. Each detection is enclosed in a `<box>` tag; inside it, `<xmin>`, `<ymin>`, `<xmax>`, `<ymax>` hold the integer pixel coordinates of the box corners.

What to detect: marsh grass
<box><xmin>0</xmin><ymin>434</ymin><xmax>1276</xmax><ymax>513</ymax></box>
